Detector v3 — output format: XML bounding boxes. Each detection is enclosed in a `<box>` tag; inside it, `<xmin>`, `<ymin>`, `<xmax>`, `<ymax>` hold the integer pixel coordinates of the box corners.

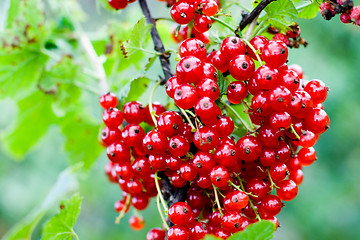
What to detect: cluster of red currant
<box><xmin>108</xmin><ymin>0</ymin><xmax>136</xmax><ymax>10</ymax></box>
<box><xmin>170</xmin><ymin>0</ymin><xmax>220</xmax><ymax>34</ymax></box>
<box><xmin>320</xmin><ymin>0</ymin><xmax>360</xmax><ymax>25</ymax></box>
<box><xmin>267</xmin><ymin>24</ymin><xmax>307</xmax><ymax>49</ymax></box>
<box><xmin>99</xmin><ymin>28</ymin><xmax>330</xmax><ymax>238</ymax></box>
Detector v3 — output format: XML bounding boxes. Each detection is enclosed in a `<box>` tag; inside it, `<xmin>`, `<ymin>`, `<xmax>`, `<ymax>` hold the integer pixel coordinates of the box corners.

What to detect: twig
<box><xmin>236</xmin><ymin>0</ymin><xmax>277</xmax><ymax>32</ymax></box>
<box><xmin>138</xmin><ymin>0</ymin><xmax>172</xmax><ymax>85</ymax></box>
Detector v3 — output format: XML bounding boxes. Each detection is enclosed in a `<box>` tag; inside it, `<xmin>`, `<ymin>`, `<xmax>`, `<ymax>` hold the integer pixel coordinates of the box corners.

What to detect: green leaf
<box><xmin>118</xmin><ymin>77</ymin><xmax>151</xmax><ymax>104</ymax></box>
<box><xmin>42</xmin><ymin>194</ymin><xmax>82</xmax><ymax>240</ymax></box>
<box><xmin>217</xmin><ymin>71</ymin><xmax>229</xmax><ymax>96</ymax></box>
<box><xmin>126</xmin><ymin>18</ymin><xmax>152</xmax><ymax>52</ymax></box>
<box><xmin>144</xmin><ymin>54</ymin><xmax>158</xmax><ymax>72</ymax></box>
<box><xmin>227</xmin><ymin>221</ymin><xmax>276</xmax><ymax>240</ymax></box>
<box><xmin>3</xmin><ymin>166</ymin><xmax>80</xmax><ymax>240</ymax></box>
<box><xmin>297</xmin><ymin>1</ymin><xmax>320</xmax><ymax>19</ymax></box>
<box><xmin>0</xmin><ymin>50</ymin><xmax>49</xmax><ymax>99</ymax></box>
<box><xmin>264</xmin><ymin>0</ymin><xmax>298</xmax><ymax>30</ymax></box>
<box><xmin>60</xmin><ymin>112</ymin><xmax>103</xmax><ymax>170</ymax></box>
<box><xmin>3</xmin><ymin>92</ymin><xmax>57</xmax><ymax>158</ymax></box>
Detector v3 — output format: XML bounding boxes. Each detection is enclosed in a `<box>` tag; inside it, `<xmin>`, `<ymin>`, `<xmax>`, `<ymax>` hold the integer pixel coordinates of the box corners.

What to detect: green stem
<box><xmin>250</xmin><ymin>20</ymin><xmax>270</xmax><ymax>40</ymax></box>
<box><xmin>115</xmin><ymin>195</ymin><xmax>131</xmax><ymax>224</ymax></box>
<box><xmin>127</xmin><ymin>47</ymin><xmax>162</xmax><ymax>55</ymax></box>
<box><xmin>212</xmin><ymin>184</ymin><xmax>223</xmax><ymax>216</ymax></box>
<box><xmin>229</xmin><ymin>181</ymin><xmax>258</xmax><ymax>198</ymax></box>
<box><xmin>290</xmin><ymin>124</ymin><xmax>301</xmax><ymax>140</ymax></box>
<box><xmin>179</xmin><ymin>108</ymin><xmax>196</xmax><ymax>131</ymax></box>
<box><xmin>149</xmin><ymin>82</ymin><xmax>161</xmax><ymax>127</ymax></box>
<box><xmin>154</xmin><ymin>172</ymin><xmax>169</xmax><ymax>212</ymax></box>
<box><xmin>156</xmin><ymin>194</ymin><xmax>170</xmax><ymax>230</ymax></box>
<box><xmin>241</xmin><ymin>101</ymin><xmax>255</xmax><ymax>129</ymax></box>
<box><xmin>242</xmin><ymin>38</ymin><xmax>263</xmax><ymax>65</ymax></box>
<box><xmin>221</xmin><ymin>100</ymin><xmax>252</xmax><ymax>132</ymax></box>
<box><xmin>267</xmin><ymin>169</ymin><xmax>280</xmax><ymax>189</ymax></box>
<box><xmin>71</xmin><ymin>229</ymin><xmax>79</xmax><ymax>240</ymax></box>
<box><xmin>209</xmin><ymin>16</ymin><xmax>237</xmax><ymax>33</ymax></box>
<box><xmin>237</xmin><ymin>176</ymin><xmax>262</xmax><ymax>221</ymax></box>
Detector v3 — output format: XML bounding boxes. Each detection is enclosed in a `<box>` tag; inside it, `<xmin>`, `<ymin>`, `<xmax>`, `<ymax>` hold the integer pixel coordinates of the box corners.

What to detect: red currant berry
<box><xmin>142</xmin><ymin>129</ymin><xmax>168</xmax><ymax>156</ymax></box>
<box><xmin>246</xmin><ymin>177</ymin><xmax>271</xmax><ymax>200</ymax></box>
<box><xmin>129</xmin><ymin>215</ymin><xmax>145</xmax><ymax>231</ymax></box>
<box><xmin>224</xmin><ymin>190</ymin><xmax>249</xmax><ymax>212</ymax></box>
<box><xmin>298</xmin><ymin>147</ymin><xmax>317</xmax><ymax>166</ymax></box>
<box><xmin>99</xmin><ymin>92</ymin><xmax>118</xmax><ymax>109</ymax></box>
<box><xmin>210</xmin><ymin>165</ymin><xmax>230</xmax><ymax>187</ymax></box>
<box><xmin>121</xmin><ymin>124</ymin><xmax>144</xmax><ymax>147</ymax></box>
<box><xmin>254</xmin><ymin>65</ymin><xmax>280</xmax><ymax>90</ymax></box>
<box><xmin>179</xmin><ymin>162</ymin><xmax>198</xmax><ymax>181</ymax></box>
<box><xmin>194</xmin><ymin>14</ymin><xmax>212</xmax><ymax>33</ymax></box>
<box><xmin>179</xmin><ymin>38</ymin><xmax>207</xmax><ymax>61</ymax></box>
<box><xmin>236</xmin><ymin>136</ymin><xmax>262</xmax><ymax>162</ymax></box>
<box><xmin>229</xmin><ymin>55</ymin><xmax>255</xmax><ymax>81</ymax></box>
<box><xmin>195</xmin><ymin>97</ymin><xmax>222</xmax><ymax>125</ymax></box>
<box><xmin>202</xmin><ymin>0</ymin><xmax>218</xmax><ymax>16</ymax></box>
<box><xmin>269</xmin><ymin>162</ymin><xmax>289</xmax><ymax>182</ymax></box>
<box><xmin>220</xmin><ymin>37</ymin><xmax>246</xmax><ymax>61</ymax></box>
<box><xmin>202</xmin><ymin>62</ymin><xmax>218</xmax><ymax>81</ymax></box>
<box><xmin>168</xmin><ymin>202</ymin><xmax>194</xmax><ymax>225</ymax></box>
<box><xmin>196</xmin><ymin>78</ymin><xmax>220</xmax><ymax>101</ymax></box>
<box><xmin>123</xmin><ymin>101</ymin><xmax>144</xmax><ymax>124</ymax></box>
<box><xmin>227</xmin><ymin>81</ymin><xmax>249</xmax><ymax>104</ymax></box>
<box><xmin>215</xmin><ymin>116</ymin><xmax>234</xmax><ymax>137</ymax></box>
<box><xmin>146</xmin><ymin>228</ymin><xmax>165</xmax><ymax>240</ymax></box>
<box><xmin>170</xmin><ymin>1</ymin><xmax>195</xmax><ymax>24</ymax></box>
<box><xmin>207</xmin><ymin>50</ymin><xmax>228</xmax><ymax>72</ymax></box>
<box><xmin>167</xmin><ymin>225</ymin><xmax>189</xmax><ymax>240</ymax></box>
<box><xmin>107</xmin><ymin>142</ymin><xmax>130</xmax><ymax>163</ymax></box>
<box><xmin>169</xmin><ymin>135</ymin><xmax>190</xmax><ymax>157</ymax></box>
<box><xmin>101</xmin><ymin>126</ymin><xmax>122</xmax><ymax>146</ymax></box>
<box><xmin>103</xmin><ymin>108</ymin><xmax>124</xmax><ymax>128</ymax></box>
<box><xmin>304</xmin><ymin>79</ymin><xmax>328</xmax><ymax>105</ymax></box>
<box><xmin>260</xmin><ymin>194</ymin><xmax>282</xmax><ymax>216</ymax></box>
<box><xmin>304</xmin><ymin>108</ymin><xmax>330</xmax><ymax>134</ymax></box>
<box><xmin>247</xmin><ymin>35</ymin><xmax>269</xmax><ymax>60</ymax></box>
<box><xmin>276</xmin><ymin>179</ymin><xmax>298</xmax><ymax>201</ymax></box>
<box><xmin>166</xmin><ymin>76</ymin><xmax>180</xmax><ymax>99</ymax></box>
<box><xmin>214</xmin><ymin>142</ymin><xmax>238</xmax><ymax>167</ymax></box>
<box><xmin>193</xmin><ymin>126</ymin><xmax>220</xmax><ymax>151</ymax></box>
<box><xmin>262</xmin><ymin>40</ymin><xmax>288</xmax><ymax>68</ymax></box>
<box><xmin>193</xmin><ymin>151</ymin><xmax>216</xmax><ymax>174</ymax></box>
<box><xmin>174</xmin><ymin>84</ymin><xmax>199</xmax><ymax>109</ymax></box>
<box><xmin>157</xmin><ymin>111</ymin><xmax>184</xmax><ymax>137</ymax></box>
<box><xmin>108</xmin><ymin>0</ymin><xmax>127</xmax><ymax>10</ymax></box>
<box><xmin>176</xmin><ymin>56</ymin><xmax>204</xmax><ymax>84</ymax></box>
<box><xmin>221</xmin><ymin>211</ymin><xmax>243</xmax><ymax>233</ymax></box>
<box><xmin>269</xmin><ymin>86</ymin><xmax>292</xmax><ymax>111</ymax></box>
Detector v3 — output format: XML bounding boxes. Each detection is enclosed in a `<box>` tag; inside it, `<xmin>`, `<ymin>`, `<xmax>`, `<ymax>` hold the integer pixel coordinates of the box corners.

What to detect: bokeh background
<box><xmin>1</xmin><ymin>1</ymin><xmax>360</xmax><ymax>239</ymax></box>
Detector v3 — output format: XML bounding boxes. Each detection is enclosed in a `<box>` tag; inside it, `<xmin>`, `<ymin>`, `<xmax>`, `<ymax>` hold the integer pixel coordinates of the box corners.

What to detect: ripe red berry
<box><xmin>260</xmin><ymin>195</ymin><xmax>282</xmax><ymax>216</ymax></box>
<box><xmin>247</xmin><ymin>35</ymin><xmax>269</xmax><ymax>60</ymax></box>
<box><xmin>143</xmin><ymin>103</ymin><xmax>166</xmax><ymax>126</ymax></box>
<box><xmin>106</xmin><ymin>142</ymin><xmax>130</xmax><ymax>163</ymax></box>
<box><xmin>108</xmin><ymin>0</ymin><xmax>128</xmax><ymax>10</ymax></box>
<box><xmin>221</xmin><ymin>211</ymin><xmax>243</xmax><ymax>233</ymax></box>
<box><xmin>214</xmin><ymin>142</ymin><xmax>238</xmax><ymax>167</ymax></box>
<box><xmin>304</xmin><ymin>79</ymin><xmax>328</xmax><ymax>105</ymax></box>
<box><xmin>169</xmin><ymin>135</ymin><xmax>190</xmax><ymax>157</ymax></box>
<box><xmin>179</xmin><ymin>38</ymin><xmax>207</xmax><ymax>61</ymax></box>
<box><xmin>304</xmin><ymin>108</ymin><xmax>330</xmax><ymax>134</ymax></box>
<box><xmin>224</xmin><ymin>190</ymin><xmax>249</xmax><ymax>212</ymax></box>
<box><xmin>269</xmin><ymin>86</ymin><xmax>292</xmax><ymax>111</ymax></box>
<box><xmin>103</xmin><ymin>108</ymin><xmax>124</xmax><ymax>128</ymax></box>
<box><xmin>101</xmin><ymin>126</ymin><xmax>122</xmax><ymax>146</ymax></box>
<box><xmin>254</xmin><ymin>65</ymin><xmax>280</xmax><ymax>90</ymax></box>
<box><xmin>269</xmin><ymin>162</ymin><xmax>289</xmax><ymax>182</ymax></box>
<box><xmin>210</xmin><ymin>165</ymin><xmax>230</xmax><ymax>187</ymax></box>
<box><xmin>207</xmin><ymin>50</ymin><xmax>228</xmax><ymax>72</ymax></box>
<box><xmin>196</xmin><ymin>78</ymin><xmax>220</xmax><ymax>101</ymax></box>
<box><xmin>202</xmin><ymin>0</ymin><xmax>219</xmax><ymax>16</ymax></box>
<box><xmin>195</xmin><ymin>97</ymin><xmax>222</xmax><ymax>125</ymax></box>
<box><xmin>220</xmin><ymin>37</ymin><xmax>246</xmax><ymax>61</ymax></box>
<box><xmin>215</xmin><ymin>116</ymin><xmax>234</xmax><ymax>137</ymax></box>
<box><xmin>166</xmin><ymin>76</ymin><xmax>180</xmax><ymax>99</ymax></box>
<box><xmin>246</xmin><ymin>177</ymin><xmax>271</xmax><ymax>200</ymax></box>
<box><xmin>129</xmin><ymin>215</ymin><xmax>145</xmax><ymax>231</ymax></box>
<box><xmin>193</xmin><ymin>151</ymin><xmax>216</xmax><ymax>174</ymax></box>
<box><xmin>298</xmin><ymin>147</ymin><xmax>317</xmax><ymax>166</ymax></box>
<box><xmin>280</xmin><ymin>70</ymin><xmax>300</xmax><ymax>93</ymax></box>
<box><xmin>157</xmin><ymin>111</ymin><xmax>184</xmax><ymax>137</ymax></box>
<box><xmin>229</xmin><ymin>55</ymin><xmax>255</xmax><ymax>81</ymax></box>
<box><xmin>193</xmin><ymin>126</ymin><xmax>220</xmax><ymax>151</ymax></box>
<box><xmin>121</xmin><ymin>124</ymin><xmax>144</xmax><ymax>147</ymax></box>
<box><xmin>170</xmin><ymin>2</ymin><xmax>195</xmax><ymax>24</ymax></box>
<box><xmin>179</xmin><ymin>162</ymin><xmax>198</xmax><ymax>181</ymax></box>
<box><xmin>99</xmin><ymin>92</ymin><xmax>118</xmax><ymax>109</ymax></box>
<box><xmin>167</xmin><ymin>225</ymin><xmax>189</xmax><ymax>240</ymax></box>
<box><xmin>262</xmin><ymin>40</ymin><xmax>288</xmax><ymax>68</ymax></box>
<box><xmin>123</xmin><ymin>101</ymin><xmax>144</xmax><ymax>124</ymax></box>
<box><xmin>236</xmin><ymin>136</ymin><xmax>262</xmax><ymax>162</ymax></box>
<box><xmin>227</xmin><ymin>81</ymin><xmax>249</xmax><ymax>104</ymax></box>
<box><xmin>142</xmin><ymin>129</ymin><xmax>168</xmax><ymax>156</ymax></box>
<box><xmin>193</xmin><ymin>14</ymin><xmax>212</xmax><ymax>33</ymax></box>
<box><xmin>168</xmin><ymin>202</ymin><xmax>194</xmax><ymax>225</ymax></box>
<box><xmin>176</xmin><ymin>56</ymin><xmax>204</xmax><ymax>84</ymax></box>
<box><xmin>202</xmin><ymin>62</ymin><xmax>218</xmax><ymax>81</ymax></box>
<box><xmin>188</xmin><ymin>222</ymin><xmax>209</xmax><ymax>240</ymax></box>
<box><xmin>276</xmin><ymin>179</ymin><xmax>298</xmax><ymax>201</ymax></box>
<box><xmin>146</xmin><ymin>228</ymin><xmax>165</xmax><ymax>240</ymax></box>
<box><xmin>174</xmin><ymin>84</ymin><xmax>199</xmax><ymax>109</ymax></box>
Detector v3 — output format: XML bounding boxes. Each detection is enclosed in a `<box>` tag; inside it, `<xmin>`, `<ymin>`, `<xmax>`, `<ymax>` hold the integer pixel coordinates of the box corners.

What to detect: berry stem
<box><xmin>155</xmin><ymin>171</ymin><xmax>169</xmax><ymax>213</ymax></box>
<box><xmin>243</xmin><ymin>38</ymin><xmax>263</xmax><ymax>66</ymax></box>
<box><xmin>138</xmin><ymin>0</ymin><xmax>172</xmax><ymax>85</ymax></box>
<box><xmin>156</xmin><ymin>194</ymin><xmax>170</xmax><ymax>230</ymax></box>
<box><xmin>267</xmin><ymin>168</ymin><xmax>280</xmax><ymax>189</ymax></box>
<box><xmin>208</xmin><ymin>16</ymin><xmax>238</xmax><ymax>35</ymax></box>
<box><xmin>250</xmin><ymin>20</ymin><xmax>270</xmax><ymax>40</ymax></box>
<box><xmin>228</xmin><ymin>181</ymin><xmax>258</xmax><ymax>198</ymax></box>
<box><xmin>149</xmin><ymin>82</ymin><xmax>161</xmax><ymax>127</ymax></box>
<box><xmin>212</xmin><ymin>184</ymin><xmax>224</xmax><ymax>217</ymax></box>
<box><xmin>115</xmin><ymin>195</ymin><xmax>131</xmax><ymax>224</ymax></box>
<box><xmin>241</xmin><ymin>100</ymin><xmax>256</xmax><ymax>129</ymax></box>
<box><xmin>236</xmin><ymin>176</ymin><xmax>262</xmax><ymax>221</ymax></box>
<box><xmin>290</xmin><ymin>124</ymin><xmax>301</xmax><ymax>140</ymax></box>
<box><xmin>221</xmin><ymin>100</ymin><xmax>253</xmax><ymax>132</ymax></box>
<box><xmin>179</xmin><ymin>108</ymin><xmax>197</xmax><ymax>131</ymax></box>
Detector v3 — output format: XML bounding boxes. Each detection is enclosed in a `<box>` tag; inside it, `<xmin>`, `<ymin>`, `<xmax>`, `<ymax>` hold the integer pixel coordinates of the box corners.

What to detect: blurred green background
<box><xmin>1</xmin><ymin>0</ymin><xmax>360</xmax><ymax>239</ymax></box>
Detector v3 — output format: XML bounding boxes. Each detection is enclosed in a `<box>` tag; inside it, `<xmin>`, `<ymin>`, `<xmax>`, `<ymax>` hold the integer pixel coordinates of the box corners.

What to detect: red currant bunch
<box><xmin>320</xmin><ymin>0</ymin><xmax>360</xmax><ymax>26</ymax></box>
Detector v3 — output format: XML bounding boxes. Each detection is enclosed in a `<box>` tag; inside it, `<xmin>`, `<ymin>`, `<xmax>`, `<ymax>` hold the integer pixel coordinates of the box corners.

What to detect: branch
<box><xmin>138</xmin><ymin>0</ymin><xmax>173</xmax><ymax>85</ymax></box>
<box><xmin>237</xmin><ymin>0</ymin><xmax>276</xmax><ymax>32</ymax></box>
